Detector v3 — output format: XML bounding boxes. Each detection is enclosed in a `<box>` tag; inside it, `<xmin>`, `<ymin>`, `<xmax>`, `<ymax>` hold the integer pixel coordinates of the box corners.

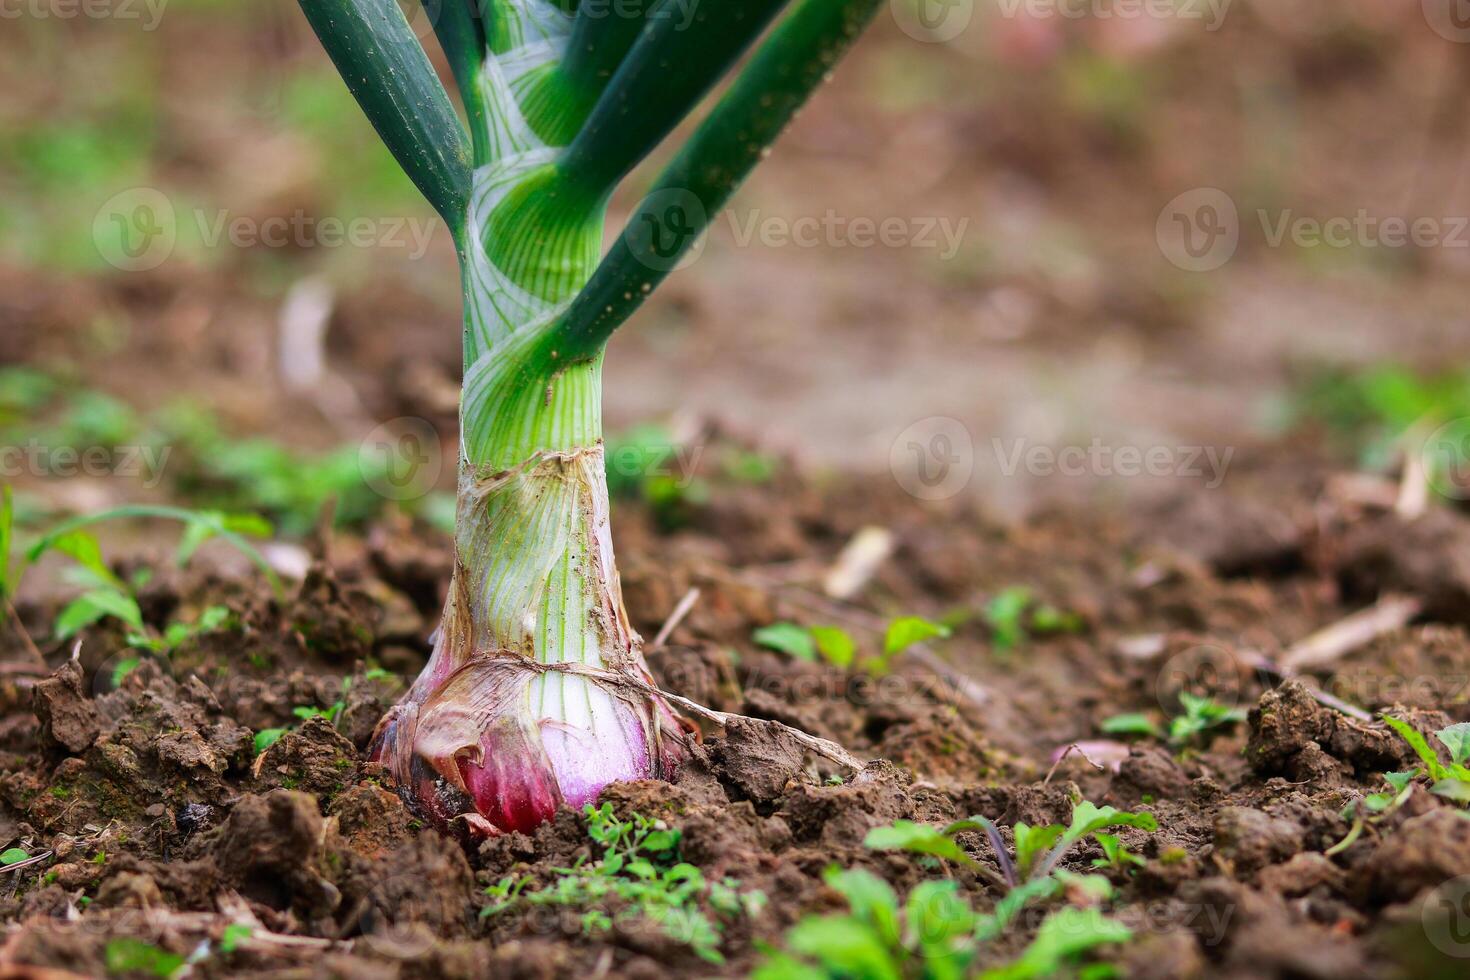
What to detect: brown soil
<box><xmin>2</xmin><ymin>445</ymin><xmax>1469</xmax><ymax>979</ymax></box>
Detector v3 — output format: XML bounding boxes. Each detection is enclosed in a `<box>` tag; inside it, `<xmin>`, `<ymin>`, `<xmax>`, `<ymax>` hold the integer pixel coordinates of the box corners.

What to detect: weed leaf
<box><xmin>884</xmin><ymin>616</ymin><xmax>951</xmax><ymax>656</ymax></box>
<box><xmin>1383</xmin><ymin>715</ymin><xmax>1447</xmax><ymax>781</ymax></box>
<box><xmin>754</xmin><ymin>623</ymin><xmax>817</xmax><ymax>662</ymax></box>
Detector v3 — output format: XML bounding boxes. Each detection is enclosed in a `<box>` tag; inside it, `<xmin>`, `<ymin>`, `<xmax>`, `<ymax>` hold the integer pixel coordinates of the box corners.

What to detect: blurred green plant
<box><xmin>1285</xmin><ymin>364</ymin><xmax>1470</xmax><ymax>469</ymax></box>
<box><xmin>604</xmin><ymin>423</ymin><xmax>709</xmax><ymax>529</ymax></box>
<box><xmin>865</xmin><ymin>801</ymin><xmax>1158</xmax><ymax>893</ymax></box>
<box><xmin>755</xmin><ymin>865</ymin><xmax>1132</xmax><ymax>980</ymax></box>
<box><xmin>1381</xmin><ymin>716</ymin><xmax>1470</xmax><ymax>807</ymax></box>
<box><xmin>754</xmin><ymin>614</ymin><xmax>950</xmax><ymax>674</ymax></box>
<box><xmin>0</xmin><ymin>375</ymin><xmax>445</xmax><ymax>534</ymax></box>
<box><xmin>984</xmin><ymin>587</ymin><xmax>1083</xmax><ymax>656</ymax></box>
<box><xmin>1101</xmin><ymin>692</ymin><xmax>1246</xmax><ymax>749</ymax></box>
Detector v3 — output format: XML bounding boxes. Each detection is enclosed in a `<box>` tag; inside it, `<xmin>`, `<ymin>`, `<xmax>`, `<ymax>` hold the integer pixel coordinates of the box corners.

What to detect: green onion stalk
<box><xmin>298</xmin><ymin>0</ymin><xmax>880</xmax><ymax>835</ymax></box>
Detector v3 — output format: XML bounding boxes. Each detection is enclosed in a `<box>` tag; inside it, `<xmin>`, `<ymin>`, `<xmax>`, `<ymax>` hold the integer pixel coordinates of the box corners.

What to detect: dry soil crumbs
<box><xmin>2</xmin><ymin>456</ymin><xmax>1470</xmax><ymax>978</ymax></box>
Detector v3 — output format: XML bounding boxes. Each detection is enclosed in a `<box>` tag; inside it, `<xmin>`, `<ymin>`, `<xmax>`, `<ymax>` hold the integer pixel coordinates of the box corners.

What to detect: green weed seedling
<box><xmin>755</xmin><ymin>866</ymin><xmax>1131</xmax><ymax>980</ymax></box>
<box><xmin>255</xmin><ymin>670</ymin><xmax>393</xmax><ymax>755</ymax></box>
<box><xmin>11</xmin><ymin>505</ymin><xmax>267</xmax><ymax>663</ymax></box>
<box><xmin>865</xmin><ymin>801</ymin><xmax>1157</xmax><ymax>893</ymax></box>
<box><xmin>983</xmin><ymin>587</ymin><xmax>1083</xmax><ymax>657</ymax></box>
<box><xmin>1102</xmin><ymin>691</ymin><xmax>1245</xmax><ymax>749</ymax></box>
<box><xmin>754</xmin><ymin>615</ymin><xmax>951</xmax><ymax>674</ymax></box>
<box><xmin>26</xmin><ymin>504</ymin><xmax>279</xmax><ymax>600</ymax></box>
<box><xmin>1286</xmin><ymin>364</ymin><xmax>1470</xmax><ymax>470</ymax></box>
<box><xmin>128</xmin><ymin>605</ymin><xmax>233</xmax><ymax>656</ymax></box>
<box><xmin>881</xmin><ymin>616</ymin><xmax>953</xmax><ymax>672</ymax></box>
<box><xmin>481</xmin><ymin>803</ymin><xmax>764</xmax><ymax>965</ymax></box>
<box><xmin>1381</xmin><ymin>716</ymin><xmax>1470</xmax><ymax>806</ymax></box>
<box><xmin>103</xmin><ymin>938</ymin><xmax>185</xmax><ymax>979</ymax></box>
<box><xmin>604</xmin><ymin>424</ymin><xmax>709</xmax><ymax>529</ymax></box>
<box><xmin>1090</xmin><ymin>834</ymin><xmax>1146</xmax><ymax>874</ymax></box>
<box><xmin>1326</xmin><ymin>771</ymin><xmax>1417</xmax><ymax>856</ymax></box>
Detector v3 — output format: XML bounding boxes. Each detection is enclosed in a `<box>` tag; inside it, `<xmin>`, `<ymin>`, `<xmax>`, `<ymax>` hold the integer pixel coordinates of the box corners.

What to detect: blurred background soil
<box><xmin>4</xmin><ymin>0</ymin><xmax>1470</xmax><ymax>528</ymax></box>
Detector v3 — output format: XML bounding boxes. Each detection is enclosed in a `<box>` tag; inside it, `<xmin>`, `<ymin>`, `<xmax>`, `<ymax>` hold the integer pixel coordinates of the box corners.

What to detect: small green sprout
<box><xmin>481</xmin><ymin>803</ymin><xmax>762</xmax><ymax>965</ymax></box>
<box><xmin>1327</xmin><ymin>771</ymin><xmax>1417</xmax><ymax>856</ymax></box>
<box><xmin>755</xmin><ymin>866</ymin><xmax>1131</xmax><ymax>980</ymax></box>
<box><xmin>605</xmin><ymin>424</ymin><xmax>708</xmax><ymax>529</ymax></box>
<box><xmin>28</xmin><ymin>506</ymin><xmax>279</xmax><ymax>597</ymax></box>
<box><xmin>0</xmin><ymin>847</ymin><xmax>30</xmax><ymax>865</ymax></box>
<box><xmin>753</xmin><ymin>622</ymin><xmax>859</xmax><ymax>668</ymax></box>
<box><xmin>46</xmin><ymin>530</ymin><xmax>146</xmax><ymax>641</ymax></box>
<box><xmin>292</xmin><ymin>702</ymin><xmax>345</xmax><ymax>725</ymax></box>
<box><xmin>0</xmin><ymin>485</ymin><xmax>15</xmax><ymax>611</ymax></box>
<box><xmin>103</xmin><ymin>938</ymin><xmax>184</xmax><ymax>979</ymax></box>
<box><xmin>754</xmin><ymin>614</ymin><xmax>951</xmax><ymax>674</ymax></box>
<box><xmin>1091</xmin><ymin>833</ymin><xmax>1146</xmax><ymax>874</ymax></box>
<box><xmin>253</xmin><ymin>728</ymin><xmax>287</xmax><ymax>755</ymax></box>
<box><xmin>256</xmin><ymin>674</ymin><xmax>385</xmax><ymax>755</ymax></box>
<box><xmin>865</xmin><ymin>801</ymin><xmax>1158</xmax><ymax>892</ymax></box>
<box><xmin>883</xmin><ymin>615</ymin><xmax>952</xmax><ymax>659</ymax></box>
<box><xmin>219</xmin><ymin>923</ymin><xmax>253</xmax><ymax>955</ymax></box>
<box><xmin>1381</xmin><ymin>716</ymin><xmax>1470</xmax><ymax>805</ymax></box>
<box><xmin>1102</xmin><ymin>691</ymin><xmax>1245</xmax><ymax>748</ymax></box>
<box><xmin>809</xmin><ymin>626</ymin><xmax>857</xmax><ymax>669</ymax></box>
<box><xmin>985</xmin><ymin>587</ymin><xmax>1033</xmax><ymax>652</ymax></box>
<box><xmin>984</xmin><ymin>907</ymin><xmax>1132</xmax><ymax>980</ymax></box>
<box><xmin>20</xmin><ymin>507</ymin><xmax>274</xmax><ymax>646</ymax></box>
<box><xmin>1286</xmin><ymin>364</ymin><xmax>1470</xmax><ymax>469</ymax></box>
<box><xmin>720</xmin><ymin>447</ymin><xmax>778</xmax><ymax>484</ymax></box>
<box><xmin>983</xmin><ymin>588</ymin><xmax>1083</xmax><ymax>656</ymax></box>
<box><xmin>125</xmin><ymin>605</ymin><xmax>233</xmax><ymax>660</ymax></box>
<box><xmin>753</xmin><ymin>622</ymin><xmax>818</xmax><ymax>662</ymax></box>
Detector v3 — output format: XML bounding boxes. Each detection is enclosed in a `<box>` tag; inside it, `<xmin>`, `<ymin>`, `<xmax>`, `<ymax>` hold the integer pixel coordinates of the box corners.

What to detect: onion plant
<box><xmin>297</xmin><ymin>0</ymin><xmax>880</xmax><ymax>835</ymax></box>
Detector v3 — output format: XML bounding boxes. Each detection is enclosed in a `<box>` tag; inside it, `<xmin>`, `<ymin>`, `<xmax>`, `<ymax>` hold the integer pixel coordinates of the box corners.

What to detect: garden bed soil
<box><xmin>2</xmin><ymin>447</ymin><xmax>1470</xmax><ymax>978</ymax></box>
